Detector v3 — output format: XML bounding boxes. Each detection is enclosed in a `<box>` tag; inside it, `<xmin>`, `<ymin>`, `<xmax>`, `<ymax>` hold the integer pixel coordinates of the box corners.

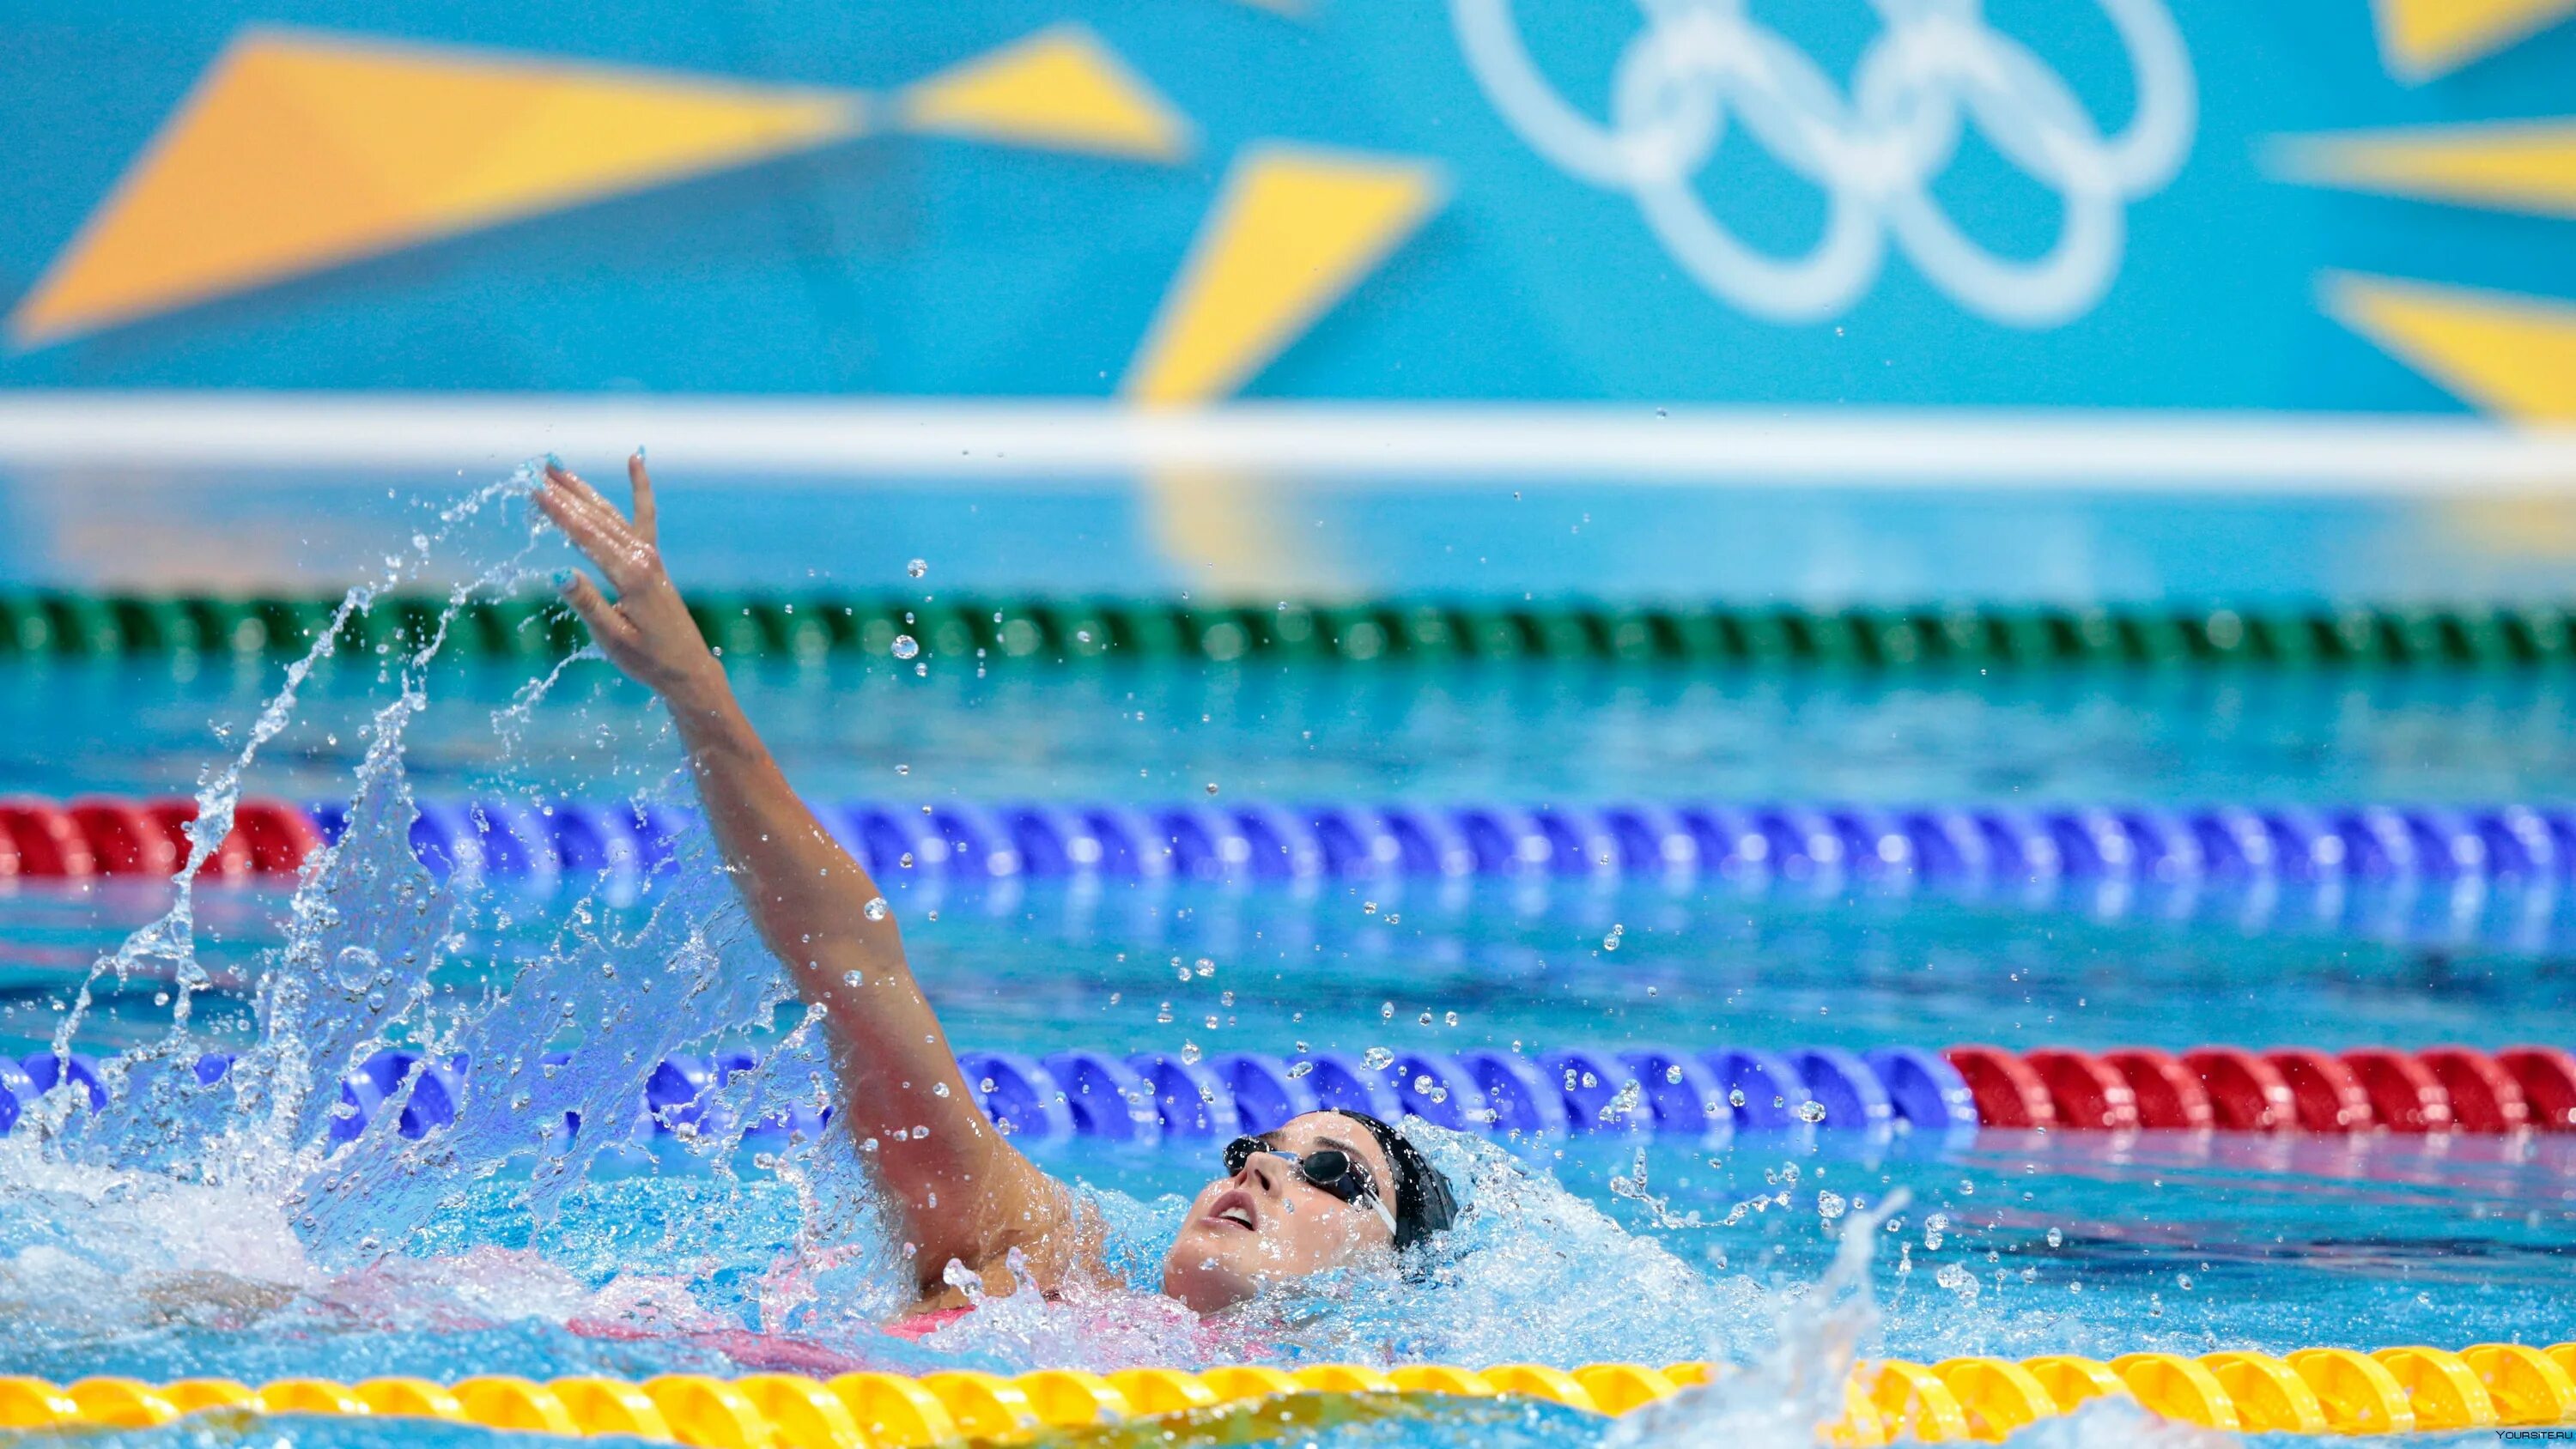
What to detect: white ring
<box><xmin>1449</xmin><ymin>0</ymin><xmax>2197</xmax><ymax>326</ymax></box>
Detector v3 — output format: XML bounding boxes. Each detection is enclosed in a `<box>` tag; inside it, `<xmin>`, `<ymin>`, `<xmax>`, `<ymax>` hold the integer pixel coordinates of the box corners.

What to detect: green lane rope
<box><xmin>2</xmin><ymin>591</ymin><xmax>2573</xmax><ymax>668</ymax></box>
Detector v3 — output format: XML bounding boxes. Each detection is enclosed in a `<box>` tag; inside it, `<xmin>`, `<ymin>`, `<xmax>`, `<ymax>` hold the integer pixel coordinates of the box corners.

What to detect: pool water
<box><xmin>0</xmin><ymin>480</ymin><xmax>2569</xmax><ymax>1446</ymax></box>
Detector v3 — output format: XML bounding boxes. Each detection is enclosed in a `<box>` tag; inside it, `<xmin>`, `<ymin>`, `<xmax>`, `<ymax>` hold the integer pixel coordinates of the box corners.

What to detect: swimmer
<box><xmin>538</xmin><ymin>456</ymin><xmax>1455</xmax><ymax>1321</ymax></box>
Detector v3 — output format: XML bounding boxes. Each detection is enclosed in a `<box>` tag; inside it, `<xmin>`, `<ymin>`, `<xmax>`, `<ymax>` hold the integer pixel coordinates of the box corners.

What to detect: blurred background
<box><xmin>4</xmin><ymin>1</ymin><xmax>2576</xmax><ymax>1366</ymax></box>
<box><xmin>2</xmin><ymin>0</ymin><xmax>2573</xmax><ymax>601</ymax></box>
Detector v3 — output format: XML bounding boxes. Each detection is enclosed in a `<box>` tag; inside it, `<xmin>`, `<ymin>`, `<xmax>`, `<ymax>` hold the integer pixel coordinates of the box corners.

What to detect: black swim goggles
<box><xmin>1223</xmin><ymin>1135</ymin><xmax>1398</xmax><ymax>1235</ymax></box>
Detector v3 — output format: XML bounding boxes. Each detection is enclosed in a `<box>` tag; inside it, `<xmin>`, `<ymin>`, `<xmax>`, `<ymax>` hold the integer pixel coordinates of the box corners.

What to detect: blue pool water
<box><xmin>0</xmin><ymin>479</ymin><xmax>2569</xmax><ymax>1446</ymax></box>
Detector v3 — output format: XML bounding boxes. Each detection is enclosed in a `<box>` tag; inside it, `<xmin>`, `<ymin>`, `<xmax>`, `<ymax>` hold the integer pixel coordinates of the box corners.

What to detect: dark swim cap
<box><xmin>1330</xmin><ymin>1109</ymin><xmax>1458</xmax><ymax>1251</ymax></box>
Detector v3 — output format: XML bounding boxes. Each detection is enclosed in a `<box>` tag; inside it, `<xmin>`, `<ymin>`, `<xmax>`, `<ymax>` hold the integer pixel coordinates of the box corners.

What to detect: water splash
<box><xmin>0</xmin><ymin>471</ymin><xmax>1972</xmax><ymax>1404</ymax></box>
<box><xmin>1602</xmin><ymin>1187</ymin><xmax>1905</xmax><ymax>1447</ymax></box>
<box><xmin>0</xmin><ymin>468</ymin><xmax>921</xmax><ymax>1367</ymax></box>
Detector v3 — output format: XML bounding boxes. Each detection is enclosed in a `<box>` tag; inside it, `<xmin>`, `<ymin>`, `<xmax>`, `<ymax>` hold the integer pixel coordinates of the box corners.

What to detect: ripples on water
<box><xmin>0</xmin><ymin>476</ymin><xmax>1856</xmax><ymax>1446</ymax></box>
<box><xmin>0</xmin><ymin>477</ymin><xmax>2561</xmax><ymax>1447</ymax></box>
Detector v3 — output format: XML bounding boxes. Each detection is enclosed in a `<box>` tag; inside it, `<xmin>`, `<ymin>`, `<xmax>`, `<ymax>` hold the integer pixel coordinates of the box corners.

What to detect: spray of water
<box><xmin>0</xmin><ymin>473</ymin><xmax>2060</xmax><ymax>1421</ymax></box>
<box><xmin>0</xmin><ymin>471</ymin><xmax>914</xmax><ymax>1363</ymax></box>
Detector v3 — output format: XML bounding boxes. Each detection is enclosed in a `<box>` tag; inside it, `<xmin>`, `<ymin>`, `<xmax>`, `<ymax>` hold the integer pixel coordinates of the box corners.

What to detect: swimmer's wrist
<box><xmin>660</xmin><ymin>658</ymin><xmax>735</xmax><ymax>719</ymax></box>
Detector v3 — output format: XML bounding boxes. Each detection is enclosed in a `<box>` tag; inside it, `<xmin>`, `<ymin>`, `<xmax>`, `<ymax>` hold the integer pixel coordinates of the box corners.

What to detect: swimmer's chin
<box><xmin>1159</xmin><ymin>1231</ymin><xmax>1392</xmax><ymax>1316</ymax></box>
<box><xmin>1159</xmin><ymin>1244</ymin><xmax>1261</xmax><ymax>1314</ymax></box>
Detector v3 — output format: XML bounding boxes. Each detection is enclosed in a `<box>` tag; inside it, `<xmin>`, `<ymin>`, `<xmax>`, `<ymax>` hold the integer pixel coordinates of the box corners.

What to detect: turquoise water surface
<box><xmin>0</xmin><ymin>480</ymin><xmax>2567</xmax><ymax>1446</ymax></box>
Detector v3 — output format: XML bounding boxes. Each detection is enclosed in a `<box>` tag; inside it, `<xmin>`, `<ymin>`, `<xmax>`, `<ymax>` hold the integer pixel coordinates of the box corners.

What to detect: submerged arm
<box><xmin>538</xmin><ymin>456</ymin><xmax>1078</xmax><ymax>1295</ymax></box>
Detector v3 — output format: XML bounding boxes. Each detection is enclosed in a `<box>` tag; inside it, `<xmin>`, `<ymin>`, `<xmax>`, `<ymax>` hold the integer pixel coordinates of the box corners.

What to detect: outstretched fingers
<box><xmin>628</xmin><ymin>451</ymin><xmax>658</xmax><ymax>547</ymax></box>
<box><xmin>544</xmin><ymin>459</ymin><xmax>620</xmax><ymax>520</ymax></box>
<box><xmin>557</xmin><ymin>571</ymin><xmax>636</xmax><ymax>650</ymax></box>
<box><xmin>535</xmin><ymin>485</ymin><xmax>629</xmax><ymax>578</ymax></box>
<box><xmin>538</xmin><ymin>470</ymin><xmax>658</xmax><ymax>592</ymax></box>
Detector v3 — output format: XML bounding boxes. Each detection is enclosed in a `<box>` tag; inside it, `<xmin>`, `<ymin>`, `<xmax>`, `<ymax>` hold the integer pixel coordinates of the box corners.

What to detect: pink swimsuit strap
<box><xmin>884</xmin><ymin>1304</ymin><xmax>976</xmax><ymax>1341</ymax></box>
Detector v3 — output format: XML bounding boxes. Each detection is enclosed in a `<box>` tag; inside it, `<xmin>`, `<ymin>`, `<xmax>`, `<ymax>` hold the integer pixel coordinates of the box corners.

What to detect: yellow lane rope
<box><xmin>3</xmin><ymin>1343</ymin><xmax>2570</xmax><ymax>1444</ymax></box>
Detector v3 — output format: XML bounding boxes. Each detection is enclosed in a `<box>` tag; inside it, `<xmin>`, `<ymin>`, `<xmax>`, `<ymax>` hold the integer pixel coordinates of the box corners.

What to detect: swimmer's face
<box><xmin>1161</xmin><ymin>1112</ymin><xmax>1398</xmax><ymax>1313</ymax></box>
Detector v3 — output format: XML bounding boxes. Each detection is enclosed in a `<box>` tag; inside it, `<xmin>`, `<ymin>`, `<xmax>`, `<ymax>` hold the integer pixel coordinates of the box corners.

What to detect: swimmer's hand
<box><xmin>538</xmin><ymin>454</ymin><xmax>723</xmax><ymax>704</ymax></box>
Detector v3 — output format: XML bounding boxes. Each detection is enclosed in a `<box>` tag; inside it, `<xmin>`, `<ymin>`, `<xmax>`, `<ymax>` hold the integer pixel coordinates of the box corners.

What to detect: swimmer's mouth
<box><xmin>1206</xmin><ymin>1189</ymin><xmax>1258</xmax><ymax>1233</ymax></box>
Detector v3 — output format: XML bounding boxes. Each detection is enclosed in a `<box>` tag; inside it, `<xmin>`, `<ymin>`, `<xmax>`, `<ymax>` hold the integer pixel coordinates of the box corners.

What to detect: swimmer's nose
<box><xmin>1236</xmin><ymin>1151</ymin><xmax>1287</xmax><ymax>1196</ymax></box>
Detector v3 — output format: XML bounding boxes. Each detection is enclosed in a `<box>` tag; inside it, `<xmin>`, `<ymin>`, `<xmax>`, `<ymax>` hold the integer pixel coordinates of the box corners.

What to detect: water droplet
<box><xmin>1818</xmin><ymin>1191</ymin><xmax>1848</xmax><ymax>1219</ymax></box>
<box><xmin>1728</xmin><ymin>1088</ymin><xmax>1747</xmax><ymax>1107</ymax></box>
<box><xmin>1205</xmin><ymin>781</ymin><xmax>1219</xmax><ymax>795</ymax></box>
<box><xmin>932</xmin><ymin>1081</ymin><xmax>951</xmax><ymax>1098</ymax></box>
<box><xmin>1362</xmin><ymin>900</ymin><xmax>1378</xmax><ymax>915</ymax></box>
<box><xmin>1194</xmin><ymin>957</ymin><xmax>1215</xmax><ymax>977</ymax></box>
<box><xmin>1417</xmin><ymin>1009</ymin><xmax>1434</xmax><ymax>1026</ymax></box>
<box><xmin>1155</xmin><ymin>1002</ymin><xmax>1175</xmax><ymax>1023</ymax></box>
<box><xmin>1601</xmin><ymin>932</ymin><xmax>1621</xmax><ymax>951</ymax></box>
<box><xmin>862</xmin><ymin>896</ymin><xmax>890</xmax><ymax>921</ymax></box>
<box><xmin>890</xmin><ymin>634</ymin><xmax>920</xmax><ymax>660</ymax></box>
<box><xmin>1285</xmin><ymin>1059</ymin><xmax>1314</xmax><ymax>1079</ymax></box>
<box><xmin>332</xmin><ymin>945</ymin><xmax>380</xmax><ymax>993</ymax></box>
<box><xmin>1795</xmin><ymin>1099</ymin><xmax>1828</xmax><ymax>1124</ymax></box>
<box><xmin>1362</xmin><ymin>1046</ymin><xmax>1394</xmax><ymax>1070</ymax></box>
<box><xmin>841</xmin><ymin>970</ymin><xmax>864</xmax><ymax>986</ymax></box>
<box><xmin>1180</xmin><ymin>1041</ymin><xmax>1203</xmax><ymax>1064</ymax></box>
<box><xmin>2046</xmin><ymin>1227</ymin><xmax>2063</xmax><ymax>1248</ymax></box>
<box><xmin>1599</xmin><ymin>1080</ymin><xmax>1642</xmax><ymax>1122</ymax></box>
<box><xmin>895</xmin><ymin>763</ymin><xmax>910</xmax><ymax>775</ymax></box>
<box><xmin>1664</xmin><ymin>1064</ymin><xmax>1684</xmax><ymax>1085</ymax></box>
<box><xmin>907</xmin><ymin>558</ymin><xmax>927</xmax><ymax>579</ymax></box>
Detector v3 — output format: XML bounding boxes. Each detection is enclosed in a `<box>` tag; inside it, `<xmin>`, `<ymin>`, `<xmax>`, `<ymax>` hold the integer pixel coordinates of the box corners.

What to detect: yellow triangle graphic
<box><xmin>2324</xmin><ymin>272</ymin><xmax>2576</xmax><ymax>421</ymax></box>
<box><xmin>1124</xmin><ymin>144</ymin><xmax>1442</xmax><ymax>406</ymax></box>
<box><xmin>897</xmin><ymin>24</ymin><xmax>1190</xmax><ymax>163</ymax></box>
<box><xmin>9</xmin><ymin>30</ymin><xmax>860</xmax><ymax>347</ymax></box>
<box><xmin>2274</xmin><ymin>120</ymin><xmax>2576</xmax><ymax>217</ymax></box>
<box><xmin>2372</xmin><ymin>0</ymin><xmax>2576</xmax><ymax>80</ymax></box>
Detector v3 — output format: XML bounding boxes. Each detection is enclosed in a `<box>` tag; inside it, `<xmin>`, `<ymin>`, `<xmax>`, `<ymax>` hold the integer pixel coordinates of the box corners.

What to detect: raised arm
<box><xmin>538</xmin><ymin>456</ymin><xmax>1081</xmax><ymax>1300</ymax></box>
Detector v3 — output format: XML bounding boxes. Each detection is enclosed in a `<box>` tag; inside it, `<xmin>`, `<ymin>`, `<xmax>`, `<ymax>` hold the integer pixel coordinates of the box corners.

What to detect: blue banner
<box><xmin>0</xmin><ymin>0</ymin><xmax>2569</xmax><ymax>413</ymax></box>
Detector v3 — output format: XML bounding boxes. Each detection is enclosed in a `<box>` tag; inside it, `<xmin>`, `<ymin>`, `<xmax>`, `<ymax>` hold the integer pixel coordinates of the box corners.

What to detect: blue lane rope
<box><xmin>15</xmin><ymin>1040</ymin><xmax>2573</xmax><ymax>1149</ymax></box>
<box><xmin>2</xmin><ymin>1041</ymin><xmax>1979</xmax><ymax>1147</ymax></box>
<box><xmin>326</xmin><ymin>797</ymin><xmax>2576</xmax><ymax>891</ymax></box>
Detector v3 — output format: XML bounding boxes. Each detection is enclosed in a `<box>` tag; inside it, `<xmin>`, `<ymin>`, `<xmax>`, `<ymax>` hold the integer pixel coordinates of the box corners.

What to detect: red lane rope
<box><xmin>1948</xmin><ymin>1046</ymin><xmax>2576</xmax><ymax>1136</ymax></box>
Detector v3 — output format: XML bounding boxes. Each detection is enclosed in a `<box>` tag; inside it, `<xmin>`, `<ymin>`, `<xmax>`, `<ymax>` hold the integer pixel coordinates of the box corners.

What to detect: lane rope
<box><xmin>3</xmin><ymin>1343</ymin><xmax>2571</xmax><ymax>1440</ymax></box>
<box><xmin>9</xmin><ymin>794</ymin><xmax>2575</xmax><ymax>897</ymax></box>
<box><xmin>9</xmin><ymin>1039</ymin><xmax>2568</xmax><ymax>1147</ymax></box>
<box><xmin>4</xmin><ymin>590</ymin><xmax>2574</xmax><ymax>668</ymax></box>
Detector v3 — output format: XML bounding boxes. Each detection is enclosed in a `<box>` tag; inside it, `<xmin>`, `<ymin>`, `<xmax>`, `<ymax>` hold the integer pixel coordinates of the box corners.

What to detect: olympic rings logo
<box><xmin>1448</xmin><ymin>0</ymin><xmax>2196</xmax><ymax>327</ymax></box>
